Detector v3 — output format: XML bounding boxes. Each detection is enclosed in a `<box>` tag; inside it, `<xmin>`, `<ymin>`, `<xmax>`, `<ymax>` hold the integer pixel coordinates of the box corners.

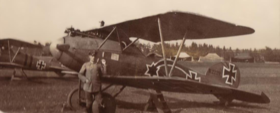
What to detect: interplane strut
<box><xmin>97</xmin><ymin>27</ymin><xmax>117</xmax><ymax>51</ymax></box>
<box><xmin>168</xmin><ymin>35</ymin><xmax>187</xmax><ymax>76</ymax></box>
<box><xmin>158</xmin><ymin>18</ymin><xmax>169</xmax><ymax>76</ymax></box>
<box><xmin>11</xmin><ymin>48</ymin><xmax>21</xmax><ymax>62</ymax></box>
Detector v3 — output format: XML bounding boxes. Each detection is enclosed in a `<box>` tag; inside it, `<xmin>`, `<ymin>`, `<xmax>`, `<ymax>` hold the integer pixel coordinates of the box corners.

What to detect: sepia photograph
<box><xmin>0</xmin><ymin>0</ymin><xmax>279</xmax><ymax>113</ymax></box>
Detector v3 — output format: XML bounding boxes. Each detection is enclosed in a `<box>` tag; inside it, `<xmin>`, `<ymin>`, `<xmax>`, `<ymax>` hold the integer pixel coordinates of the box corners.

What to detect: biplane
<box><xmin>0</xmin><ymin>38</ymin><xmax>71</xmax><ymax>80</ymax></box>
<box><xmin>49</xmin><ymin>11</ymin><xmax>270</xmax><ymax>113</ymax></box>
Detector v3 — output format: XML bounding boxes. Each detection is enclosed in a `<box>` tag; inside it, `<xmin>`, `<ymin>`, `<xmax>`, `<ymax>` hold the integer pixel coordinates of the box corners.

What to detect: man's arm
<box><xmin>98</xmin><ymin>64</ymin><xmax>103</xmax><ymax>77</ymax></box>
<box><xmin>78</xmin><ymin>63</ymin><xmax>88</xmax><ymax>82</ymax></box>
<box><xmin>101</xmin><ymin>59</ymin><xmax>107</xmax><ymax>75</ymax></box>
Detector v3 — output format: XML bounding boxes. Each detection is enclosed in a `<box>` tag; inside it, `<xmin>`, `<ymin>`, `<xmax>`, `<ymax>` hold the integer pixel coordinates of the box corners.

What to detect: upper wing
<box><xmin>85</xmin><ymin>11</ymin><xmax>254</xmax><ymax>42</ymax></box>
<box><xmin>101</xmin><ymin>76</ymin><xmax>269</xmax><ymax>104</ymax></box>
<box><xmin>0</xmin><ymin>38</ymin><xmax>42</xmax><ymax>49</ymax></box>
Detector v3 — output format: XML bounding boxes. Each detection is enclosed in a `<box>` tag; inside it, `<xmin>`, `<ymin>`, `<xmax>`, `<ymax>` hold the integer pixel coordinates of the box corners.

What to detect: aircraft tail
<box><xmin>205</xmin><ymin>62</ymin><xmax>270</xmax><ymax>104</ymax></box>
<box><xmin>206</xmin><ymin>62</ymin><xmax>240</xmax><ymax>88</ymax></box>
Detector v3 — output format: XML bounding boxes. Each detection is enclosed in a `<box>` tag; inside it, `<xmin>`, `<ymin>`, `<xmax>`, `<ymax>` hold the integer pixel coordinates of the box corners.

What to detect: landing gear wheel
<box><xmin>67</xmin><ymin>88</ymin><xmax>85</xmax><ymax>111</ymax></box>
<box><xmin>92</xmin><ymin>93</ymin><xmax>116</xmax><ymax>113</ymax></box>
<box><xmin>55</xmin><ymin>71</ymin><xmax>65</xmax><ymax>77</ymax></box>
<box><xmin>214</xmin><ymin>94</ymin><xmax>233</xmax><ymax>107</ymax></box>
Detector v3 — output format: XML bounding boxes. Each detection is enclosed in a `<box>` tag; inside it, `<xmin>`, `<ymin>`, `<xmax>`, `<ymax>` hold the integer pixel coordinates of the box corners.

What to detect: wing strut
<box><xmin>158</xmin><ymin>18</ymin><xmax>169</xmax><ymax>76</ymax></box>
<box><xmin>116</xmin><ymin>28</ymin><xmax>122</xmax><ymax>49</ymax></box>
<box><xmin>8</xmin><ymin>40</ymin><xmax>11</xmax><ymax>62</ymax></box>
<box><xmin>168</xmin><ymin>34</ymin><xmax>187</xmax><ymax>76</ymax></box>
<box><xmin>96</xmin><ymin>27</ymin><xmax>116</xmax><ymax>51</ymax></box>
<box><xmin>122</xmin><ymin>38</ymin><xmax>139</xmax><ymax>51</ymax></box>
<box><xmin>11</xmin><ymin>47</ymin><xmax>21</xmax><ymax>62</ymax></box>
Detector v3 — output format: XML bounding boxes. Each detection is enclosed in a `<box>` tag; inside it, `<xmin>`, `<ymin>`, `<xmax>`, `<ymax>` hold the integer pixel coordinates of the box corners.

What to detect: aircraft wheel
<box><xmin>92</xmin><ymin>93</ymin><xmax>116</xmax><ymax>113</ymax></box>
<box><xmin>214</xmin><ymin>94</ymin><xmax>233</xmax><ymax>106</ymax></box>
<box><xmin>67</xmin><ymin>88</ymin><xmax>85</xmax><ymax>111</ymax></box>
<box><xmin>220</xmin><ymin>99</ymin><xmax>233</xmax><ymax>106</ymax></box>
<box><xmin>55</xmin><ymin>71</ymin><xmax>65</xmax><ymax>77</ymax></box>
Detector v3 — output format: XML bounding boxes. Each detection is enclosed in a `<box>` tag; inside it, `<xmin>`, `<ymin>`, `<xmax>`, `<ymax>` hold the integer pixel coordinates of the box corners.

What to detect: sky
<box><xmin>0</xmin><ymin>0</ymin><xmax>279</xmax><ymax>49</ymax></box>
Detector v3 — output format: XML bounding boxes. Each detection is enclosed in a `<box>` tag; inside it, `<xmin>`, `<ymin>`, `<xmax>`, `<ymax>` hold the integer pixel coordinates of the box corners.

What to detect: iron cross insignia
<box><xmin>186</xmin><ymin>70</ymin><xmax>201</xmax><ymax>82</ymax></box>
<box><xmin>222</xmin><ymin>63</ymin><xmax>237</xmax><ymax>85</ymax></box>
<box><xmin>36</xmin><ymin>60</ymin><xmax>46</xmax><ymax>70</ymax></box>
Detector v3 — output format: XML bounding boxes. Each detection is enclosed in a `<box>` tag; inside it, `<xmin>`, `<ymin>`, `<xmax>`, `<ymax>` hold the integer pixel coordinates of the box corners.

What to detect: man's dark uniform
<box><xmin>79</xmin><ymin>61</ymin><xmax>103</xmax><ymax>113</ymax></box>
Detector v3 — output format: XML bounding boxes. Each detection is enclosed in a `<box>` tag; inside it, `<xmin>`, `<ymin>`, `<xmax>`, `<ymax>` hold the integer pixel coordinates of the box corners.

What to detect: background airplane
<box><xmin>0</xmin><ymin>38</ymin><xmax>72</xmax><ymax>80</ymax></box>
<box><xmin>49</xmin><ymin>11</ymin><xmax>270</xmax><ymax>113</ymax></box>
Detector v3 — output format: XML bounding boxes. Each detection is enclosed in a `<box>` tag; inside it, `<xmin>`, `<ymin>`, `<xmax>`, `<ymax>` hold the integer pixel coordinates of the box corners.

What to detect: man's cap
<box><xmin>100</xmin><ymin>20</ymin><xmax>105</xmax><ymax>27</ymax></box>
<box><xmin>88</xmin><ymin>50</ymin><xmax>97</xmax><ymax>56</ymax></box>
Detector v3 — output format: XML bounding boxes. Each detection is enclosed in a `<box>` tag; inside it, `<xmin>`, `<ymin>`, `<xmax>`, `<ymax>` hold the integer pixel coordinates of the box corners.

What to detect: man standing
<box><xmin>78</xmin><ymin>51</ymin><xmax>103</xmax><ymax>113</ymax></box>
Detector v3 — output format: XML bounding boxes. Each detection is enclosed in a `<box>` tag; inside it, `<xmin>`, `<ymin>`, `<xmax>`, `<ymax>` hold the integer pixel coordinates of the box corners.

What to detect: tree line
<box><xmin>136</xmin><ymin>42</ymin><xmax>280</xmax><ymax>62</ymax></box>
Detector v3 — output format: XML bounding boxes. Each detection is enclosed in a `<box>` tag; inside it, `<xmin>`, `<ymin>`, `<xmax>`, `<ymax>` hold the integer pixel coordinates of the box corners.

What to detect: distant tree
<box><xmin>208</xmin><ymin>44</ymin><xmax>214</xmax><ymax>53</ymax></box>
<box><xmin>199</xmin><ymin>43</ymin><xmax>209</xmax><ymax>56</ymax></box>
<box><xmin>236</xmin><ymin>48</ymin><xmax>240</xmax><ymax>53</ymax></box>
<box><xmin>188</xmin><ymin>42</ymin><xmax>199</xmax><ymax>57</ymax></box>
<box><xmin>259</xmin><ymin>46</ymin><xmax>280</xmax><ymax>62</ymax></box>
<box><xmin>222</xmin><ymin>46</ymin><xmax>226</xmax><ymax>58</ymax></box>
<box><xmin>45</xmin><ymin>42</ymin><xmax>51</xmax><ymax>46</ymax></box>
<box><xmin>42</xmin><ymin>46</ymin><xmax>51</xmax><ymax>56</ymax></box>
<box><xmin>175</xmin><ymin>42</ymin><xmax>179</xmax><ymax>48</ymax></box>
<box><xmin>216</xmin><ymin>46</ymin><xmax>222</xmax><ymax>56</ymax></box>
<box><xmin>138</xmin><ymin>43</ymin><xmax>152</xmax><ymax>55</ymax></box>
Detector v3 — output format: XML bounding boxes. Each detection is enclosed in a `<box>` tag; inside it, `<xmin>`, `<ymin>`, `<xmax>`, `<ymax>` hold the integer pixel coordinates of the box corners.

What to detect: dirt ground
<box><xmin>0</xmin><ymin>63</ymin><xmax>280</xmax><ymax>113</ymax></box>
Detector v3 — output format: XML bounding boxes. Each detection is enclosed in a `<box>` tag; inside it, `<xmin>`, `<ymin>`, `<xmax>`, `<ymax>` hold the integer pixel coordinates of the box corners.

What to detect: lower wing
<box><xmin>49</xmin><ymin>66</ymin><xmax>71</xmax><ymax>72</ymax></box>
<box><xmin>101</xmin><ymin>76</ymin><xmax>270</xmax><ymax>104</ymax></box>
<box><xmin>0</xmin><ymin>62</ymin><xmax>24</xmax><ymax>68</ymax></box>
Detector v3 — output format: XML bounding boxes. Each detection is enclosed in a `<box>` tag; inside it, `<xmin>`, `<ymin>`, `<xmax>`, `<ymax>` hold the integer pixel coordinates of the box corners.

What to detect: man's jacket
<box><xmin>78</xmin><ymin>62</ymin><xmax>103</xmax><ymax>93</ymax></box>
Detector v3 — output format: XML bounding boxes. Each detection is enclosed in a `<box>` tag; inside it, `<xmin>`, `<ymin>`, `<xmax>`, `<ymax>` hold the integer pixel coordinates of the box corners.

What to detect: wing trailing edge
<box><xmin>101</xmin><ymin>76</ymin><xmax>270</xmax><ymax>104</ymax></box>
<box><xmin>230</xmin><ymin>89</ymin><xmax>270</xmax><ymax>103</ymax></box>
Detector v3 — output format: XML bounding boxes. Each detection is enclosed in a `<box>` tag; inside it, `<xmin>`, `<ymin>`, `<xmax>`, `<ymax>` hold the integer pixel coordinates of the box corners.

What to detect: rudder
<box><xmin>206</xmin><ymin>62</ymin><xmax>240</xmax><ymax>88</ymax></box>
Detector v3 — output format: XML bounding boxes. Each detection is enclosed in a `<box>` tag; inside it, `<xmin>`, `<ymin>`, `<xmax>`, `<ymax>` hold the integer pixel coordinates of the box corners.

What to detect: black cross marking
<box><xmin>36</xmin><ymin>60</ymin><xmax>46</xmax><ymax>70</ymax></box>
<box><xmin>186</xmin><ymin>70</ymin><xmax>201</xmax><ymax>82</ymax></box>
<box><xmin>222</xmin><ymin>63</ymin><xmax>237</xmax><ymax>85</ymax></box>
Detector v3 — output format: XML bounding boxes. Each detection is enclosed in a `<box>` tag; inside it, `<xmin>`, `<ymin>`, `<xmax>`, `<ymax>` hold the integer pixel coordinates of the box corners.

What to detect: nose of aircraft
<box><xmin>57</xmin><ymin>44</ymin><xmax>70</xmax><ymax>51</ymax></box>
<box><xmin>49</xmin><ymin>37</ymin><xmax>65</xmax><ymax>60</ymax></box>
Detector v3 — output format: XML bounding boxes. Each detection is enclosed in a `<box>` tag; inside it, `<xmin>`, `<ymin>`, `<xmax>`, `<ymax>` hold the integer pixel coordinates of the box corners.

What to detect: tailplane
<box><xmin>205</xmin><ymin>62</ymin><xmax>270</xmax><ymax>105</ymax></box>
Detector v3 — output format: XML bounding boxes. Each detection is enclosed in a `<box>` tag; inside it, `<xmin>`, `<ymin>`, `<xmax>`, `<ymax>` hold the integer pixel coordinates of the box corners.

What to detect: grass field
<box><xmin>0</xmin><ymin>62</ymin><xmax>280</xmax><ymax>113</ymax></box>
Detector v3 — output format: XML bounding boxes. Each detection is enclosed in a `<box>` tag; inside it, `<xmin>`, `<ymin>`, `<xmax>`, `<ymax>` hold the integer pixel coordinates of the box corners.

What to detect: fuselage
<box><xmin>49</xmin><ymin>35</ymin><xmax>210</xmax><ymax>83</ymax></box>
<box><xmin>50</xmin><ymin>35</ymin><xmax>155</xmax><ymax>76</ymax></box>
<box><xmin>0</xmin><ymin>49</ymin><xmax>61</xmax><ymax>71</ymax></box>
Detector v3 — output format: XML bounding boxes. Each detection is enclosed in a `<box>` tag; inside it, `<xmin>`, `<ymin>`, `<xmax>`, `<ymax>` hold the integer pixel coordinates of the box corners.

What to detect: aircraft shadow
<box><xmin>115</xmin><ymin>90</ymin><xmax>268</xmax><ymax>113</ymax></box>
<box><xmin>115</xmin><ymin>100</ymin><xmax>146</xmax><ymax>111</ymax></box>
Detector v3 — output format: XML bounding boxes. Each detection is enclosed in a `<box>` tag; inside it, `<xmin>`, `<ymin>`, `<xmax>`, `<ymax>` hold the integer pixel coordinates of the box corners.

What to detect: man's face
<box><xmin>89</xmin><ymin>55</ymin><xmax>95</xmax><ymax>62</ymax></box>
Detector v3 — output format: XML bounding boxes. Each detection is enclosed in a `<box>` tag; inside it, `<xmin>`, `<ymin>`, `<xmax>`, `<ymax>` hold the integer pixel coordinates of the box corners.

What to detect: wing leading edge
<box><xmin>0</xmin><ymin>38</ymin><xmax>42</xmax><ymax>49</ymax></box>
<box><xmin>101</xmin><ymin>76</ymin><xmax>269</xmax><ymax>104</ymax></box>
<box><xmin>0</xmin><ymin>62</ymin><xmax>24</xmax><ymax>68</ymax></box>
<box><xmin>85</xmin><ymin>11</ymin><xmax>254</xmax><ymax>42</ymax></box>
